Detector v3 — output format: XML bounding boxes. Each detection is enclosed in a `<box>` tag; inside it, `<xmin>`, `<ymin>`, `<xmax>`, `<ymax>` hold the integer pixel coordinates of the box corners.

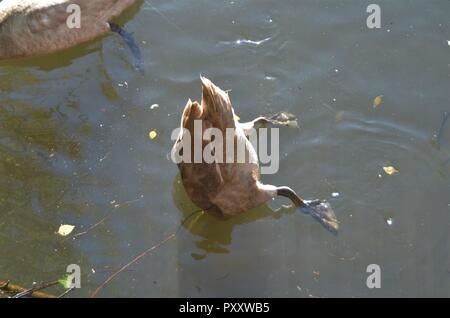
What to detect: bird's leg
<box><xmin>240</xmin><ymin>112</ymin><xmax>299</xmax><ymax>135</ymax></box>
<box><xmin>108</xmin><ymin>22</ymin><xmax>144</xmax><ymax>74</ymax></box>
<box><xmin>276</xmin><ymin>186</ymin><xmax>339</xmax><ymax>234</ymax></box>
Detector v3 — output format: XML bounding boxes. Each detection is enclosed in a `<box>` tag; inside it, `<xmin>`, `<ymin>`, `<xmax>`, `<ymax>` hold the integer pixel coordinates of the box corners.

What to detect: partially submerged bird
<box><xmin>0</xmin><ymin>0</ymin><xmax>142</xmax><ymax>71</ymax></box>
<box><xmin>172</xmin><ymin>77</ymin><xmax>339</xmax><ymax>233</ymax></box>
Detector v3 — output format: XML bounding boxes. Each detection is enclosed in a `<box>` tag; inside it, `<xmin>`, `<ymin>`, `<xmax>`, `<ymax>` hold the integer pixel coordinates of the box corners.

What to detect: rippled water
<box><xmin>0</xmin><ymin>0</ymin><xmax>449</xmax><ymax>297</ymax></box>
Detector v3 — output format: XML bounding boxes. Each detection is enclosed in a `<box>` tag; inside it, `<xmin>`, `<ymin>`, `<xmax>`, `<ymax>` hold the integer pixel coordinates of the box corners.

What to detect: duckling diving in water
<box><xmin>172</xmin><ymin>77</ymin><xmax>339</xmax><ymax>233</ymax></box>
<box><xmin>0</xmin><ymin>0</ymin><xmax>143</xmax><ymax>72</ymax></box>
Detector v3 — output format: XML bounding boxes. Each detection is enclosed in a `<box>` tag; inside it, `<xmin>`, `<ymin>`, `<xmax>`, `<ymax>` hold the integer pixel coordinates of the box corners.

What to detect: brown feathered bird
<box><xmin>0</xmin><ymin>0</ymin><xmax>138</xmax><ymax>62</ymax></box>
<box><xmin>172</xmin><ymin>77</ymin><xmax>338</xmax><ymax>233</ymax></box>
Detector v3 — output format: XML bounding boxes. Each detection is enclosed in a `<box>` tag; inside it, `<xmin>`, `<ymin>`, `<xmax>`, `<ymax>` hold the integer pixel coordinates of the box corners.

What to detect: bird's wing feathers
<box><xmin>200</xmin><ymin>76</ymin><xmax>236</xmax><ymax>133</ymax></box>
<box><xmin>173</xmin><ymin>77</ymin><xmax>261</xmax><ymax>210</ymax></box>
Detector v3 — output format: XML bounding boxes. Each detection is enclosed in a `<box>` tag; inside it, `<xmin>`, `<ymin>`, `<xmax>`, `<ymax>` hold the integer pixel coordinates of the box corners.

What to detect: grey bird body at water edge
<box><xmin>0</xmin><ymin>0</ymin><xmax>143</xmax><ymax>71</ymax></box>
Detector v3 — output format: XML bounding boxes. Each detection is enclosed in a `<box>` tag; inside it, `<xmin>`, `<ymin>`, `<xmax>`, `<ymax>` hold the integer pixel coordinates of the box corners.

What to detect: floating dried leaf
<box><xmin>57</xmin><ymin>224</ymin><xmax>75</xmax><ymax>236</ymax></box>
<box><xmin>383</xmin><ymin>166</ymin><xmax>399</xmax><ymax>175</ymax></box>
<box><xmin>373</xmin><ymin>95</ymin><xmax>383</xmax><ymax>108</ymax></box>
<box><xmin>148</xmin><ymin>130</ymin><xmax>157</xmax><ymax>140</ymax></box>
<box><xmin>335</xmin><ymin>111</ymin><xmax>344</xmax><ymax>122</ymax></box>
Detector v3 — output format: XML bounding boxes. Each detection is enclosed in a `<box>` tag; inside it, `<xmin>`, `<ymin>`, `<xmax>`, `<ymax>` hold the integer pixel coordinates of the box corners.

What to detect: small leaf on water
<box><xmin>373</xmin><ymin>95</ymin><xmax>383</xmax><ymax>108</ymax></box>
<box><xmin>57</xmin><ymin>224</ymin><xmax>75</xmax><ymax>236</ymax></box>
<box><xmin>148</xmin><ymin>130</ymin><xmax>157</xmax><ymax>140</ymax></box>
<box><xmin>58</xmin><ymin>274</ymin><xmax>73</xmax><ymax>289</ymax></box>
<box><xmin>234</xmin><ymin>114</ymin><xmax>240</xmax><ymax>121</ymax></box>
<box><xmin>383</xmin><ymin>166</ymin><xmax>399</xmax><ymax>175</ymax></box>
<box><xmin>335</xmin><ymin>111</ymin><xmax>344</xmax><ymax>122</ymax></box>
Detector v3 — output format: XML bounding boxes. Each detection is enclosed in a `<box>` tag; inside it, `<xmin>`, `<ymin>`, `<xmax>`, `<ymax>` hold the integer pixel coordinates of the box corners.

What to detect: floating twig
<box><xmin>12</xmin><ymin>280</ymin><xmax>59</xmax><ymax>298</ymax></box>
<box><xmin>63</xmin><ymin>198</ymin><xmax>140</xmax><ymax>242</ymax></box>
<box><xmin>90</xmin><ymin>209</ymin><xmax>206</xmax><ymax>298</ymax></box>
<box><xmin>0</xmin><ymin>279</ymin><xmax>57</xmax><ymax>298</ymax></box>
<box><xmin>58</xmin><ymin>286</ymin><xmax>75</xmax><ymax>298</ymax></box>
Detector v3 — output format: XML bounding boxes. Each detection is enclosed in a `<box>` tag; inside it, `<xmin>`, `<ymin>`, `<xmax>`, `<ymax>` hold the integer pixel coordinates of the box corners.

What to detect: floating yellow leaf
<box><xmin>148</xmin><ymin>130</ymin><xmax>157</xmax><ymax>140</ymax></box>
<box><xmin>234</xmin><ymin>114</ymin><xmax>240</xmax><ymax>121</ymax></box>
<box><xmin>373</xmin><ymin>95</ymin><xmax>383</xmax><ymax>108</ymax></box>
<box><xmin>57</xmin><ymin>224</ymin><xmax>75</xmax><ymax>236</ymax></box>
<box><xmin>383</xmin><ymin>166</ymin><xmax>399</xmax><ymax>175</ymax></box>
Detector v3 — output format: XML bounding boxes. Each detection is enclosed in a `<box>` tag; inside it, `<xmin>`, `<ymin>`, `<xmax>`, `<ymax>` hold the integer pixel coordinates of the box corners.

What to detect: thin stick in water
<box><xmin>90</xmin><ymin>209</ymin><xmax>207</xmax><ymax>298</ymax></box>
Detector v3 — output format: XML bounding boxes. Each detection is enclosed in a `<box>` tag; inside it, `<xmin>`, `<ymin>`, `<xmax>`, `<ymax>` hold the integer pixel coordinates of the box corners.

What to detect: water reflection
<box><xmin>172</xmin><ymin>174</ymin><xmax>295</xmax><ymax>260</ymax></box>
<box><xmin>0</xmin><ymin>99</ymin><xmax>89</xmax><ymax>289</ymax></box>
<box><xmin>1</xmin><ymin>0</ymin><xmax>449</xmax><ymax>297</ymax></box>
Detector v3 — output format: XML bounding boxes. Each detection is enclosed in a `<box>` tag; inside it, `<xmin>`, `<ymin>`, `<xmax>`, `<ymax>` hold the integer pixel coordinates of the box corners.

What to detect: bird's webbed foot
<box><xmin>300</xmin><ymin>199</ymin><xmax>339</xmax><ymax>234</ymax></box>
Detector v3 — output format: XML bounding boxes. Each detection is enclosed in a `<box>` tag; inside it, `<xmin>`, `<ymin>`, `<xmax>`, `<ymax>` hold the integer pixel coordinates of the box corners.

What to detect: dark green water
<box><xmin>0</xmin><ymin>0</ymin><xmax>449</xmax><ymax>297</ymax></box>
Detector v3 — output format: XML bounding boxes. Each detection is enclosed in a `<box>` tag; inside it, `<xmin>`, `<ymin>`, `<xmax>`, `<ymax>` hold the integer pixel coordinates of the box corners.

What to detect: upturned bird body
<box><xmin>172</xmin><ymin>77</ymin><xmax>275</xmax><ymax>215</ymax></box>
<box><xmin>172</xmin><ymin>77</ymin><xmax>339</xmax><ymax>233</ymax></box>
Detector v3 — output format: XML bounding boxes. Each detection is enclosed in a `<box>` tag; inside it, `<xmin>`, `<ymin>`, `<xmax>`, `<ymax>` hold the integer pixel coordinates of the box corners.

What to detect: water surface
<box><xmin>0</xmin><ymin>0</ymin><xmax>449</xmax><ymax>297</ymax></box>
